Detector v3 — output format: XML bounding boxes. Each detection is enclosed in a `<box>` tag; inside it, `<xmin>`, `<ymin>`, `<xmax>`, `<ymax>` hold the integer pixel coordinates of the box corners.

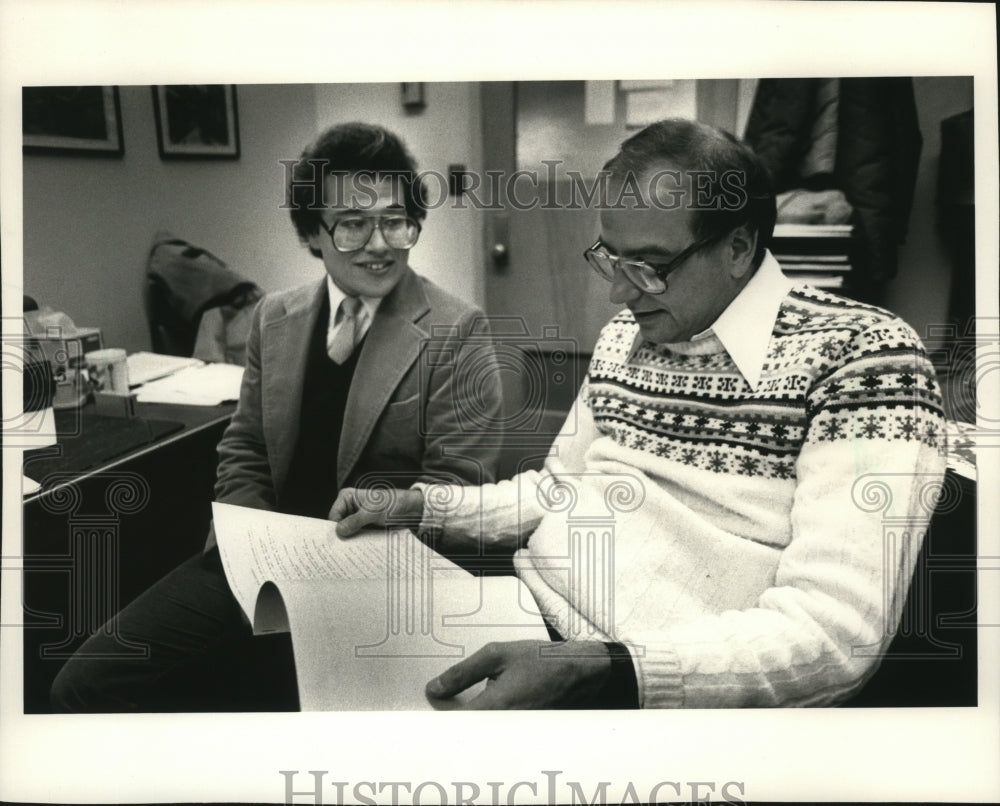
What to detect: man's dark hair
<box><xmin>604</xmin><ymin>118</ymin><xmax>776</xmax><ymax>268</ymax></box>
<box><xmin>288</xmin><ymin>122</ymin><xmax>427</xmax><ymax>243</ymax></box>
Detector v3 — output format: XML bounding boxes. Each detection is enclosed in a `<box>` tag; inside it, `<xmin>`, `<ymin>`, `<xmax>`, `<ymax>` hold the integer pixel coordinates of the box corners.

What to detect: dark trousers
<box><xmin>49</xmin><ymin>549</ymin><xmax>298</xmax><ymax>713</ymax></box>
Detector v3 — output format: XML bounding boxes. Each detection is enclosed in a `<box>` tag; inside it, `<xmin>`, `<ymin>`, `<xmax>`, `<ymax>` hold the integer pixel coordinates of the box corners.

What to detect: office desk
<box><xmin>21</xmin><ymin>401</ymin><xmax>235</xmax><ymax>713</ymax></box>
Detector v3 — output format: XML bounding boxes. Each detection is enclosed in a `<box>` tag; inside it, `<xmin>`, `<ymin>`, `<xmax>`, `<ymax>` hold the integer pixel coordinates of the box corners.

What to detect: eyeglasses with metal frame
<box><xmin>583</xmin><ymin>233</ymin><xmax>722</xmax><ymax>295</ymax></box>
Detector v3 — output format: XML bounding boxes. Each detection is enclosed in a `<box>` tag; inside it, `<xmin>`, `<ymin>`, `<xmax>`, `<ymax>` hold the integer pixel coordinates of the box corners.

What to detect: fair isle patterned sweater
<box><xmin>422</xmin><ymin>284</ymin><xmax>947</xmax><ymax>708</ymax></box>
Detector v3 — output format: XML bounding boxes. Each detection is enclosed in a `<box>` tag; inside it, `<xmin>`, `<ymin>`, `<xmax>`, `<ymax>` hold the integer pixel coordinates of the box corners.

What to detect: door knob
<box><xmin>490</xmin><ymin>214</ymin><xmax>510</xmax><ymax>269</ymax></box>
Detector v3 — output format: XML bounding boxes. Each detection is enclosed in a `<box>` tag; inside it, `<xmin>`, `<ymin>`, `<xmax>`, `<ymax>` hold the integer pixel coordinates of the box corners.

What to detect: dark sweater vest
<box><xmin>280</xmin><ymin>294</ymin><xmax>365</xmax><ymax>518</ymax></box>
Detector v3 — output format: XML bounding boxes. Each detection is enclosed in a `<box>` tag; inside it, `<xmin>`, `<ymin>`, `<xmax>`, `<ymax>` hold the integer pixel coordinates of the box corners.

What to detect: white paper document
<box><xmin>583</xmin><ymin>80</ymin><xmax>615</xmax><ymax>124</ymax></box>
<box><xmin>126</xmin><ymin>351</ymin><xmax>205</xmax><ymax>386</ymax></box>
<box><xmin>212</xmin><ymin>502</ymin><xmax>549</xmax><ymax>710</ymax></box>
<box><xmin>773</xmin><ymin>223</ymin><xmax>854</xmax><ymax>238</ymax></box>
<box><xmin>134</xmin><ymin>363</ymin><xmax>244</xmax><ymax>405</ymax></box>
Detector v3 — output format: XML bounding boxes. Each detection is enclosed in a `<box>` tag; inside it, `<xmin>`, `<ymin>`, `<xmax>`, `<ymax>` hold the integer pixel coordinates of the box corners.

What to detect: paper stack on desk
<box><xmin>212</xmin><ymin>502</ymin><xmax>549</xmax><ymax>711</ymax></box>
<box><xmin>126</xmin><ymin>351</ymin><xmax>204</xmax><ymax>386</ymax></box>
<box><xmin>134</xmin><ymin>363</ymin><xmax>244</xmax><ymax>405</ymax></box>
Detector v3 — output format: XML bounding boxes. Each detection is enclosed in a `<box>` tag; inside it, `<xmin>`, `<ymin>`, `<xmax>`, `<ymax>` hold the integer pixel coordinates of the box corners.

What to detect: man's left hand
<box><xmin>425</xmin><ymin>640</ymin><xmax>612</xmax><ymax>709</ymax></box>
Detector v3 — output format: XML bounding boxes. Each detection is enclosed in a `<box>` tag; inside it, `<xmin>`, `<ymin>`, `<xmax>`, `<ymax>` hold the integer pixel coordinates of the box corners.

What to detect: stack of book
<box><xmin>771</xmin><ymin>223</ymin><xmax>854</xmax><ymax>289</ymax></box>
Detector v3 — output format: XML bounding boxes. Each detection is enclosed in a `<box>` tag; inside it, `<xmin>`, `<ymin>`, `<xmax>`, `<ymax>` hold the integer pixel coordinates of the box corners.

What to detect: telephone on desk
<box><xmin>22</xmin><ymin>305</ymin><xmax>103</xmax><ymax>410</ymax></box>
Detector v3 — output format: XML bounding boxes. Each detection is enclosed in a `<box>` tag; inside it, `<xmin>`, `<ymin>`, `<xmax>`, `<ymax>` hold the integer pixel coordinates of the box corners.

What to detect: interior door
<box><xmin>481</xmin><ymin>80</ymin><xmax>740</xmax><ymax>355</ymax></box>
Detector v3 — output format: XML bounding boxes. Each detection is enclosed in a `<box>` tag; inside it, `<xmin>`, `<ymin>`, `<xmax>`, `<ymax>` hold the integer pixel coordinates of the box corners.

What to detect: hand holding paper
<box><xmin>211</xmin><ymin>502</ymin><xmax>549</xmax><ymax>710</ymax></box>
<box><xmin>329</xmin><ymin>486</ymin><xmax>424</xmax><ymax>537</ymax></box>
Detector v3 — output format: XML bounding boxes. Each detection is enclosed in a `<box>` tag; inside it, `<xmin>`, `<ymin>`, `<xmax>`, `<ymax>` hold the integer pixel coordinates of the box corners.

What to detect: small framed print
<box><xmin>22</xmin><ymin>86</ymin><xmax>124</xmax><ymax>156</ymax></box>
<box><xmin>152</xmin><ymin>84</ymin><xmax>240</xmax><ymax>160</ymax></box>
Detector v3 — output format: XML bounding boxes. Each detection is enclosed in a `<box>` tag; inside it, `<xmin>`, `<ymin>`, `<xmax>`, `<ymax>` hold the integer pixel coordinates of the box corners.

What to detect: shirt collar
<box><xmin>689</xmin><ymin>250</ymin><xmax>793</xmax><ymax>391</ymax></box>
<box><xmin>325</xmin><ymin>275</ymin><xmax>381</xmax><ymax>325</ymax></box>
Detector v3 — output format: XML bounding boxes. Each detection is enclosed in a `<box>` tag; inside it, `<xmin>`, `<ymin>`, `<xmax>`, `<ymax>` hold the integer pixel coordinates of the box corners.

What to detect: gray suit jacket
<box><xmin>207</xmin><ymin>268</ymin><xmax>502</xmax><ymax>544</ymax></box>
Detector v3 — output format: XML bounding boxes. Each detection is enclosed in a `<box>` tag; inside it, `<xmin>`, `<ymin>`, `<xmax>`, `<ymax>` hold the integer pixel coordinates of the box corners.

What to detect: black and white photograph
<box><xmin>1</xmin><ymin>2</ymin><xmax>997</xmax><ymax>805</ymax></box>
<box><xmin>22</xmin><ymin>84</ymin><xmax>123</xmax><ymax>155</ymax></box>
<box><xmin>152</xmin><ymin>84</ymin><xmax>240</xmax><ymax>159</ymax></box>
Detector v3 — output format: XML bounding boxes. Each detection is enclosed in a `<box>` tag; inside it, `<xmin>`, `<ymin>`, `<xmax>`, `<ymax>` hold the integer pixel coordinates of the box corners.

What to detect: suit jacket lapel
<box><xmin>262</xmin><ymin>279</ymin><xmax>326</xmax><ymax>497</ymax></box>
<box><xmin>337</xmin><ymin>268</ymin><xmax>430</xmax><ymax>488</ymax></box>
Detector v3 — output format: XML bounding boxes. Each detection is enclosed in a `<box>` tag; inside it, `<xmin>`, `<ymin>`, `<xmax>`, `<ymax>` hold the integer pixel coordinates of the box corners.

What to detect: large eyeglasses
<box><xmin>583</xmin><ymin>234</ymin><xmax>720</xmax><ymax>295</ymax></box>
<box><xmin>321</xmin><ymin>214</ymin><xmax>421</xmax><ymax>252</ymax></box>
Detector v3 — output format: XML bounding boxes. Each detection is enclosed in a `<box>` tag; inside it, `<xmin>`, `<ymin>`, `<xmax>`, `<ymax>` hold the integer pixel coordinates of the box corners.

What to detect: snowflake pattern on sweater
<box><xmin>587</xmin><ymin>286</ymin><xmax>944</xmax><ymax>480</ymax></box>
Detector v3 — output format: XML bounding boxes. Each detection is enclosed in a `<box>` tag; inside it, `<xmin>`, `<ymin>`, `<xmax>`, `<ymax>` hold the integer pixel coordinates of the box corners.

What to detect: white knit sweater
<box><xmin>419</xmin><ymin>278</ymin><xmax>947</xmax><ymax>708</ymax></box>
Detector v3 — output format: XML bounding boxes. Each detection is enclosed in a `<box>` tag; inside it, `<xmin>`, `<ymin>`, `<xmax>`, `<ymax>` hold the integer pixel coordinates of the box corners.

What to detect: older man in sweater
<box><xmin>333</xmin><ymin>118</ymin><xmax>947</xmax><ymax>709</ymax></box>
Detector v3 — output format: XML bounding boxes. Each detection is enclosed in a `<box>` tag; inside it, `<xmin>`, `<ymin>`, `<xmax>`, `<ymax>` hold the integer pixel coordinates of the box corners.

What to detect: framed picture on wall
<box><xmin>22</xmin><ymin>86</ymin><xmax>124</xmax><ymax>156</ymax></box>
<box><xmin>152</xmin><ymin>84</ymin><xmax>240</xmax><ymax>159</ymax></box>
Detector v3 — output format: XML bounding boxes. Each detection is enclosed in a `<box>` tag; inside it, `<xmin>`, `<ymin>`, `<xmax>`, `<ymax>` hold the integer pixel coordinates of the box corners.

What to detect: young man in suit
<box><xmin>51</xmin><ymin>123</ymin><xmax>503</xmax><ymax>712</ymax></box>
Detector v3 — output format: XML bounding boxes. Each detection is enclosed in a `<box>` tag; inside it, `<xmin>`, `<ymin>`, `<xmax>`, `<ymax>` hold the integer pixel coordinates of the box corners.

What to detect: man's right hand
<box><xmin>328</xmin><ymin>487</ymin><xmax>424</xmax><ymax>537</ymax></box>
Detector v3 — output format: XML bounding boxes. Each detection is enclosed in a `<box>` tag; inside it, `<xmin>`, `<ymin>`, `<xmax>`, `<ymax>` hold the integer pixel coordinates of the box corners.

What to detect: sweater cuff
<box><xmin>631</xmin><ymin>639</ymin><xmax>685</xmax><ymax>709</ymax></box>
<box><xmin>410</xmin><ymin>482</ymin><xmax>442</xmax><ymax>533</ymax></box>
